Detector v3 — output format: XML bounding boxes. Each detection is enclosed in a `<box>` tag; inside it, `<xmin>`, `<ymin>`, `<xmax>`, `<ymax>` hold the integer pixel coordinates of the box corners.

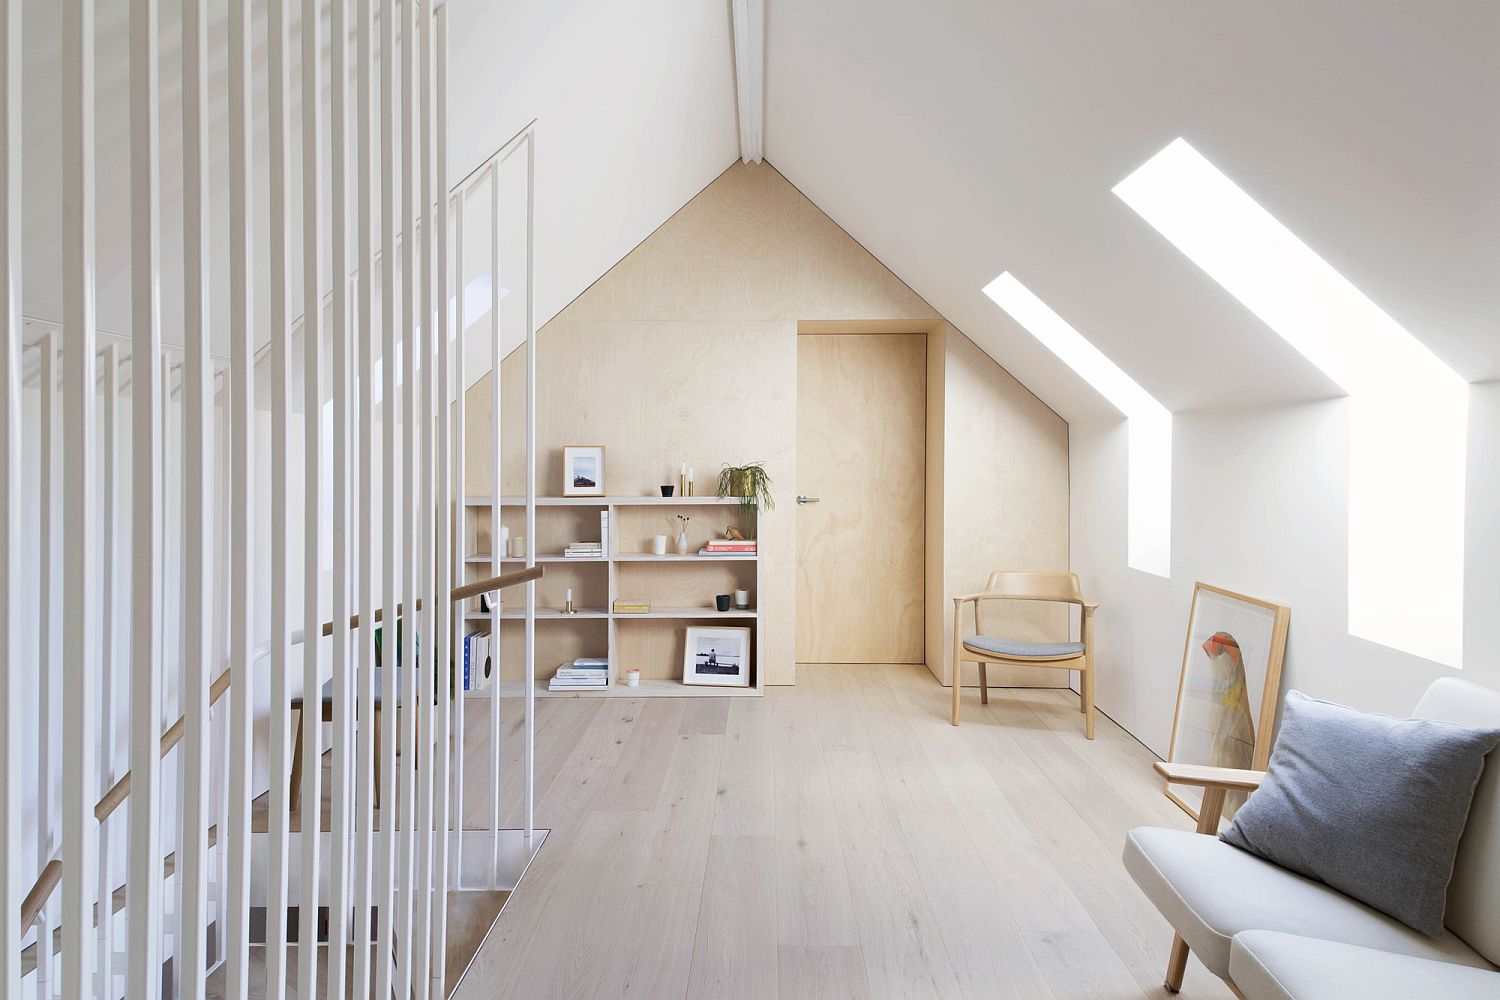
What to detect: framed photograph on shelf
<box><xmin>682</xmin><ymin>626</ymin><xmax>751</xmax><ymax>688</ymax></box>
<box><xmin>1165</xmin><ymin>582</ymin><xmax>1291</xmax><ymax>823</ymax></box>
<box><xmin>563</xmin><ymin>444</ymin><xmax>605</xmax><ymax>496</ymax></box>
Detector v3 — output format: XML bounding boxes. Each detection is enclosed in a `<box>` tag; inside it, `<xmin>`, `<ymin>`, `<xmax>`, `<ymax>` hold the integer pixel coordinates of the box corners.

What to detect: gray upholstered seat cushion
<box><xmin>1122</xmin><ymin>826</ymin><xmax>1490</xmax><ymax>979</ymax></box>
<box><xmin>962</xmin><ymin>635</ymin><xmax>1084</xmax><ymax>658</ymax></box>
<box><xmin>1229</xmin><ymin>930</ymin><xmax>1500</xmax><ymax>1000</ymax></box>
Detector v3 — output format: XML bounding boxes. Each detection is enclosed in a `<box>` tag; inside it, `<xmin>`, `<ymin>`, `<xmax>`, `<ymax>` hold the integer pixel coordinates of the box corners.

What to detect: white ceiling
<box><xmin>18</xmin><ymin>1</ymin><xmax>1498</xmax><ymax>426</ymax></box>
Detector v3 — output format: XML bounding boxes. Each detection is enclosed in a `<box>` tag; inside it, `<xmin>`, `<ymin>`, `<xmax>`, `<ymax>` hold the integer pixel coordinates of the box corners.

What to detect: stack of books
<box><xmin>612</xmin><ymin>598</ymin><xmax>651</xmax><ymax>615</ymax></box>
<box><xmin>700</xmin><ymin>537</ymin><xmax>757</xmax><ymax>556</ymax></box>
<box><xmin>461</xmin><ymin>632</ymin><xmax>492</xmax><ymax>692</ymax></box>
<box><xmin>564</xmin><ymin>541</ymin><xmax>603</xmax><ymax>558</ymax></box>
<box><xmin>548</xmin><ymin>657</ymin><xmax>609</xmax><ymax>691</ymax></box>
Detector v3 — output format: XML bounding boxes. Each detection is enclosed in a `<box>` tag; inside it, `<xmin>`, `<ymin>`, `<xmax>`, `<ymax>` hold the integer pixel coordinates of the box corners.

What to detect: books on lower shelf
<box><xmin>700</xmin><ymin>538</ymin><xmax>756</xmax><ymax>555</ymax></box>
<box><xmin>462</xmin><ymin>631</ymin><xmax>493</xmax><ymax>692</ymax></box>
<box><xmin>564</xmin><ymin>543</ymin><xmax>603</xmax><ymax>557</ymax></box>
<box><xmin>548</xmin><ymin>656</ymin><xmax>609</xmax><ymax>691</ymax></box>
<box><xmin>613</xmin><ymin>598</ymin><xmax>651</xmax><ymax>614</ymax></box>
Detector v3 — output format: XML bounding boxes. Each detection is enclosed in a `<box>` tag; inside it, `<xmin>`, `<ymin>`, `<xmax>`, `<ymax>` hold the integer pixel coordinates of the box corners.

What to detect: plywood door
<box><xmin>797</xmin><ymin>334</ymin><xmax>926</xmax><ymax>663</ymax></box>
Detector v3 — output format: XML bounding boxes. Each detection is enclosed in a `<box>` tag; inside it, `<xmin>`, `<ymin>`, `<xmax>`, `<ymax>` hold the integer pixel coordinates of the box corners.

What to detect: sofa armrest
<box><xmin>1154</xmin><ymin>761</ymin><xmax>1266</xmax><ymax>792</ymax></box>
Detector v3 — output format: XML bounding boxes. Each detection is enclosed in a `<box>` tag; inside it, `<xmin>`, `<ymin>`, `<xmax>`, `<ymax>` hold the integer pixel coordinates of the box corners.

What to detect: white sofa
<box><xmin>1123</xmin><ymin>678</ymin><xmax>1500</xmax><ymax>999</ymax></box>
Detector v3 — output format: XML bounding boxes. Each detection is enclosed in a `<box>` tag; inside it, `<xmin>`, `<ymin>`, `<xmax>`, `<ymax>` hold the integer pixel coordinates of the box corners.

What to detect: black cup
<box><xmin>715</xmin><ymin>594</ymin><xmax>731</xmax><ymax>612</ymax></box>
<box><xmin>661</xmin><ymin>485</ymin><xmax>675</xmax><ymax>497</ymax></box>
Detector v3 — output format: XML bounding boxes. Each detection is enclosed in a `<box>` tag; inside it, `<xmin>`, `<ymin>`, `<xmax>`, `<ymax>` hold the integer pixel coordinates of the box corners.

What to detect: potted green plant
<box><xmin>716</xmin><ymin>462</ymin><xmax>775</xmax><ymax>538</ymax></box>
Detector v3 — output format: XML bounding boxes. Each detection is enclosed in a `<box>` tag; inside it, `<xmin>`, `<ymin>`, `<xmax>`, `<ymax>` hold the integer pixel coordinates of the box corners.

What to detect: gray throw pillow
<box><xmin>1221</xmin><ymin>690</ymin><xmax>1500</xmax><ymax>937</ymax></box>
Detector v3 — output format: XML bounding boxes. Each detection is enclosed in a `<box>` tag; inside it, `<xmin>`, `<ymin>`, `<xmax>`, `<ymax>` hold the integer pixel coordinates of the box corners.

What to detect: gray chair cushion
<box><xmin>1122</xmin><ymin>826</ymin><xmax>1490</xmax><ymax>980</ymax></box>
<box><xmin>962</xmin><ymin>635</ymin><xmax>1084</xmax><ymax>658</ymax></box>
<box><xmin>1220</xmin><ymin>690</ymin><xmax>1500</xmax><ymax>936</ymax></box>
<box><xmin>1230</xmin><ymin>930</ymin><xmax>1500</xmax><ymax>1000</ymax></box>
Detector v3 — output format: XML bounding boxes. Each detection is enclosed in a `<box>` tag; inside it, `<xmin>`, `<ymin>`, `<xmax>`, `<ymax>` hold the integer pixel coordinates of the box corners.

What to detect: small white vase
<box><xmin>676</xmin><ymin>528</ymin><xmax>690</xmax><ymax>555</ymax></box>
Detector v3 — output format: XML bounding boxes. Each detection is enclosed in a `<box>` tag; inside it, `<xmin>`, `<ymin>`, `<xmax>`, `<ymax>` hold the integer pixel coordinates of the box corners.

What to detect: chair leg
<box><xmin>290</xmin><ymin>707</ymin><xmax>304</xmax><ymax>812</ymax></box>
<box><xmin>977</xmin><ymin>662</ymin><xmax>989</xmax><ymax>704</ymax></box>
<box><xmin>1083</xmin><ymin>659</ymin><xmax>1096</xmax><ymax>741</ymax></box>
<box><xmin>1165</xmin><ymin>933</ymin><xmax>1189</xmax><ymax>992</ymax></box>
<box><xmin>1078</xmin><ymin>669</ymin><xmax>1085</xmax><ymax>712</ymax></box>
<box><xmin>951</xmin><ymin>661</ymin><xmax>962</xmax><ymax>726</ymax></box>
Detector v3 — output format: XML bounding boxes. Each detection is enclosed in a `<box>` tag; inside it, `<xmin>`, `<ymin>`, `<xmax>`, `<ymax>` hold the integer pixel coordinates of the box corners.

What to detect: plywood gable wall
<box><xmin>465</xmin><ymin>161</ymin><xmax>1068</xmax><ymax>686</ymax></box>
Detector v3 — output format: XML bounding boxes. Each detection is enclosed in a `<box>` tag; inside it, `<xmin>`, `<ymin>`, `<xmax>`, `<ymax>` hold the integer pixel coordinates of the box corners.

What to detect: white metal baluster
<box><xmin>224</xmin><ymin>0</ymin><xmax>253</xmax><ymax>993</ymax></box>
<box><xmin>163</xmin><ymin>348</ymin><xmax>179</xmax><ymax>1000</ymax></box>
<box><xmin>524</xmin><ymin>131</ymin><xmax>537</xmax><ymax>844</ymax></box>
<box><xmin>37</xmin><ymin>333</ymin><xmax>57</xmax><ymax>1000</ymax></box>
<box><xmin>450</xmin><ymin>187</ymin><xmax>466</xmax><ymax>891</ymax></box>
<box><xmin>327</xmin><ymin>0</ymin><xmax>354</xmax><ymax>995</ymax></box>
<box><xmin>125</xmin><ymin>0</ymin><xmax>163</xmax><ymax>993</ymax></box>
<box><xmin>181</xmin><ymin>0</ymin><xmax>213</xmax><ymax>989</ymax></box>
<box><xmin>414</xmin><ymin>3</ymin><xmax>436</xmax><ymax>994</ymax></box>
<box><xmin>266</xmin><ymin>0</ymin><xmax>294</xmax><ymax>993</ymax></box>
<box><xmin>211</xmin><ymin>369</ymin><xmax>230</xmax><ymax>979</ymax></box>
<box><xmin>0</xmin><ymin>2</ymin><xmax>20</xmax><ymax>994</ymax></box>
<box><xmin>488</xmin><ymin>160</ymin><xmax>503</xmax><ymax>887</ymax></box>
<box><xmin>298</xmin><ymin>0</ymin><xmax>325</xmax><ymax>992</ymax></box>
<box><xmin>398</xmin><ymin>0</ymin><xmax>421</xmax><ymax>991</ymax></box>
<box><xmin>375</xmin><ymin>0</ymin><xmax>400</xmax><ymax>993</ymax></box>
<box><xmin>62</xmin><ymin>0</ymin><xmax>101</xmax><ymax>992</ymax></box>
<box><xmin>430</xmin><ymin>11</ymin><xmax>452</xmax><ymax>998</ymax></box>
<box><xmin>350</xmin><ymin>0</ymin><xmax>378</xmax><ymax>991</ymax></box>
<box><xmin>95</xmin><ymin>346</ymin><xmax>120</xmax><ymax>1000</ymax></box>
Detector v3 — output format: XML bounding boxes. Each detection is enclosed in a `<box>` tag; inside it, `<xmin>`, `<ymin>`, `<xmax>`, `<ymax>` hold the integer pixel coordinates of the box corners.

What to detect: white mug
<box><xmin>734</xmin><ymin>589</ymin><xmax>750</xmax><ymax>610</ymax></box>
<box><xmin>650</xmin><ymin>534</ymin><xmax>668</xmax><ymax>556</ymax></box>
<box><xmin>509</xmin><ymin>535</ymin><xmax>526</xmax><ymax>558</ymax></box>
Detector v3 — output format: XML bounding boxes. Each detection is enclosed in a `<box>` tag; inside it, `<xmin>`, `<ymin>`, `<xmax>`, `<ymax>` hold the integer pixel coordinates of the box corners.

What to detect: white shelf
<box><xmin>464</xmin><ymin>608</ymin><xmax>609</xmax><ymax>622</ymax></box>
<box><xmin>613</xmin><ymin>607</ymin><xmax>757</xmax><ymax>619</ymax></box>
<box><xmin>492</xmin><ymin>679</ymin><xmax>760</xmax><ymax>699</ymax></box>
<box><xmin>614</xmin><ymin>552</ymin><xmax>757</xmax><ymax>562</ymax></box>
<box><xmin>465</xmin><ymin>495</ymin><xmax>744</xmax><ymax>507</ymax></box>
<box><xmin>466</xmin><ymin>553</ymin><xmax>607</xmax><ymax>564</ymax></box>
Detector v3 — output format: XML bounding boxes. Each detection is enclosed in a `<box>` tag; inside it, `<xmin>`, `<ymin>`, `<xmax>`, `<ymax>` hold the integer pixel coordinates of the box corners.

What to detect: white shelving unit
<box><xmin>460</xmin><ymin>495</ymin><xmax>763</xmax><ymax>697</ymax></box>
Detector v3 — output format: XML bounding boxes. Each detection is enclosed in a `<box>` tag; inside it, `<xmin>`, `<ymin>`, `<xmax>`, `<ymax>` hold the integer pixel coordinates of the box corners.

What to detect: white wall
<box><xmin>1073</xmin><ymin>381</ymin><xmax>1500</xmax><ymax>758</ymax></box>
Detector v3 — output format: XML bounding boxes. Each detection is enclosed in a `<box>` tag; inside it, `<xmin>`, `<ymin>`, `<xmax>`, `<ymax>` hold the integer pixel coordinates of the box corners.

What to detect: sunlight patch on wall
<box><xmin>983</xmin><ymin>272</ymin><xmax>1172</xmax><ymax>578</ymax></box>
<box><xmin>1115</xmin><ymin>138</ymin><xmax>1467</xmax><ymax>666</ymax></box>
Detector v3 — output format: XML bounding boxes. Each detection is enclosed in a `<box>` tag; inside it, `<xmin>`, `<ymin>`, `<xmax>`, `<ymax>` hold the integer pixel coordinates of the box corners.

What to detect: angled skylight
<box><xmin>983</xmin><ymin>273</ymin><xmax>1172</xmax><ymax>578</ymax></box>
<box><xmin>1115</xmin><ymin>138</ymin><xmax>1467</xmax><ymax>666</ymax></box>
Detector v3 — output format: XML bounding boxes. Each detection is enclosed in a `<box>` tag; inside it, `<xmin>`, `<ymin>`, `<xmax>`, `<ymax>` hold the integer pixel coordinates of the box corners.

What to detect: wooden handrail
<box><xmin>21</xmin><ymin>564</ymin><xmax>542</xmax><ymax>933</ymax></box>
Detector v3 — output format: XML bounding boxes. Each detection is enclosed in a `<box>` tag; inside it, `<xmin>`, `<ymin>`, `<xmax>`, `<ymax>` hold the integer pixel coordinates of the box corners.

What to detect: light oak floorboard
<box><xmin>455</xmin><ymin>663</ymin><xmax>1235</xmax><ymax>1000</ymax></box>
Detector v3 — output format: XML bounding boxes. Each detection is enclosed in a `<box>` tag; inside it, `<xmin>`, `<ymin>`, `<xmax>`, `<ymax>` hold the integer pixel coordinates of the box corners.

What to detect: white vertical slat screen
<box><xmin>415</xmin><ymin>4</ymin><xmax>438</xmax><ymax>995</ymax></box>
<box><xmin>352</xmin><ymin>0</ymin><xmax>379</xmax><ymax>994</ymax></box>
<box><xmin>224</xmin><ymin>0</ymin><xmax>254</xmax><ymax>994</ymax></box>
<box><xmin>377</xmin><ymin>0</ymin><xmax>400</xmax><ymax>994</ymax></box>
<box><xmin>0</xmin><ymin>3</ymin><xmax>18</xmax><ymax>996</ymax></box>
<box><xmin>399</xmin><ymin>0</ymin><xmax>421</xmax><ymax>989</ymax></box>
<box><xmin>61</xmin><ymin>3</ymin><xmax>101</xmax><ymax>999</ymax></box>
<box><xmin>266</xmin><ymin>0</ymin><xmax>294</xmax><ymax>994</ymax></box>
<box><xmin>96</xmin><ymin>344</ymin><xmax>121</xmax><ymax>1000</ymax></box>
<box><xmin>488</xmin><ymin>159</ymin><xmax>503</xmax><ymax>883</ymax></box>
<box><xmin>180</xmin><ymin>0</ymin><xmax>213</xmax><ymax>990</ymax></box>
<box><xmin>327</xmin><ymin>2</ymin><xmax>355</xmax><ymax>998</ymax></box>
<box><xmin>432</xmin><ymin>11</ymin><xmax>453</xmax><ymax>998</ymax></box>
<box><xmin>298</xmin><ymin>0</ymin><xmax>326</xmax><ymax>993</ymax></box>
<box><xmin>8</xmin><ymin>4</ymin><xmax>542</xmax><ymax>997</ymax></box>
<box><xmin>37</xmin><ymin>332</ymin><xmax>58</xmax><ymax>999</ymax></box>
<box><xmin>126</xmin><ymin>0</ymin><xmax>164</xmax><ymax>994</ymax></box>
<box><xmin>524</xmin><ymin>129</ymin><xmax>539</xmax><ymax>844</ymax></box>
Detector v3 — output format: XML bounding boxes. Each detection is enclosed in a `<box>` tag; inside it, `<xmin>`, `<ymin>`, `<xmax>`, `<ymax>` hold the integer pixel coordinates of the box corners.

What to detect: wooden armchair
<box><xmin>1152</xmin><ymin>761</ymin><xmax>1267</xmax><ymax>991</ymax></box>
<box><xmin>949</xmin><ymin>570</ymin><xmax>1098</xmax><ymax>737</ymax></box>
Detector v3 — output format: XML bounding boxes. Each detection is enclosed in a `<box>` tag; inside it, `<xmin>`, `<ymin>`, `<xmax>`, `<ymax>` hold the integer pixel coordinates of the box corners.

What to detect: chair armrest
<box><xmin>952</xmin><ymin>590</ymin><xmax>1013</xmax><ymax>605</ymax></box>
<box><xmin>1082</xmin><ymin>601</ymin><xmax>1099</xmax><ymax>612</ymax></box>
<box><xmin>1154</xmin><ymin>761</ymin><xmax>1266</xmax><ymax>793</ymax></box>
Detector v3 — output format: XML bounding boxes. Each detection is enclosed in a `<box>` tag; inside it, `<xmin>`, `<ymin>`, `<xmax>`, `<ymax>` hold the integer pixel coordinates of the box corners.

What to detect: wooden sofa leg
<box><xmin>1165</xmin><ymin>933</ymin><xmax>1189</xmax><ymax>992</ymax></box>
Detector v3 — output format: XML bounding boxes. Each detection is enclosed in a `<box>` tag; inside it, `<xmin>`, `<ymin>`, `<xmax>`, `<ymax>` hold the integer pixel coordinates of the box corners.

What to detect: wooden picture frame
<box><xmin>1164</xmin><ymin>582</ymin><xmax>1291</xmax><ymax>823</ymax></box>
<box><xmin>563</xmin><ymin>444</ymin><xmax>605</xmax><ymax>496</ymax></box>
<box><xmin>682</xmin><ymin>626</ymin><xmax>752</xmax><ymax>688</ymax></box>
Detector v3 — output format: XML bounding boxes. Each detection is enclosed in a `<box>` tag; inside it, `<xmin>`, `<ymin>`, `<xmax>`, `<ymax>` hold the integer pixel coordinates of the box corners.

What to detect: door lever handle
<box><xmin>796</xmin><ymin>495</ymin><xmax>820</xmax><ymax>505</ymax></box>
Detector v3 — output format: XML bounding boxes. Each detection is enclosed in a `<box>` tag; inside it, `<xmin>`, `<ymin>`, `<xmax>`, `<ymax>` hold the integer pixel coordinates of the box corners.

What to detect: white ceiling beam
<box><xmin>730</xmin><ymin>0</ymin><xmax>763</xmax><ymax>163</ymax></box>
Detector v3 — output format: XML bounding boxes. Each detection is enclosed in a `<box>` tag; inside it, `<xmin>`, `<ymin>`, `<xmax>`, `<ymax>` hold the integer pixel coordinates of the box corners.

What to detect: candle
<box><xmin>565</xmin><ymin>587</ymin><xmax>573</xmax><ymax>603</ymax></box>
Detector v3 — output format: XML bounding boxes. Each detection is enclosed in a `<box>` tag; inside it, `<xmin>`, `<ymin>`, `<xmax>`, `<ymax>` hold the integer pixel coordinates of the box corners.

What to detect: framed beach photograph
<box><xmin>563</xmin><ymin>444</ymin><xmax>605</xmax><ymax>496</ymax></box>
<box><xmin>1165</xmin><ymin>583</ymin><xmax>1291</xmax><ymax>823</ymax></box>
<box><xmin>682</xmin><ymin>626</ymin><xmax>752</xmax><ymax>688</ymax></box>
